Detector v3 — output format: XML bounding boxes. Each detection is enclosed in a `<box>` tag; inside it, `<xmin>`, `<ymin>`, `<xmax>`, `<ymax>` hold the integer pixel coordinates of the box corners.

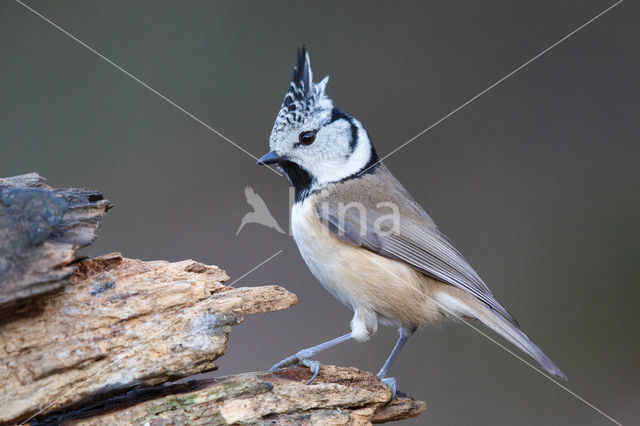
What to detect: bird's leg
<box><xmin>270</xmin><ymin>333</ymin><xmax>352</xmax><ymax>384</ymax></box>
<box><xmin>376</xmin><ymin>327</ymin><xmax>415</xmax><ymax>400</ymax></box>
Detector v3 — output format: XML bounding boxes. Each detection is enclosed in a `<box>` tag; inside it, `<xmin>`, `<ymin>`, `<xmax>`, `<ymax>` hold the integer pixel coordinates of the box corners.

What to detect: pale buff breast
<box><xmin>291</xmin><ymin>194</ymin><xmax>448</xmax><ymax>338</ymax></box>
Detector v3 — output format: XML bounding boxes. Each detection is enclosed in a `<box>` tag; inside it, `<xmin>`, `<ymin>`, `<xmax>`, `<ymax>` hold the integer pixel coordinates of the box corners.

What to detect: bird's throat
<box><xmin>278</xmin><ymin>160</ymin><xmax>314</xmax><ymax>202</ymax></box>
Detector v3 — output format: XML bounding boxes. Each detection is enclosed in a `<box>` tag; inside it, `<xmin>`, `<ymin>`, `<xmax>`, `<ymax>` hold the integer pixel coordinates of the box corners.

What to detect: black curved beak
<box><xmin>256</xmin><ymin>151</ymin><xmax>283</xmax><ymax>166</ymax></box>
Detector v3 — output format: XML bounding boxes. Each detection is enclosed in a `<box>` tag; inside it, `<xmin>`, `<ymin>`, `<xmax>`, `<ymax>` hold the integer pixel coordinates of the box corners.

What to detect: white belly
<box><xmin>291</xmin><ymin>198</ymin><xmax>356</xmax><ymax>309</ymax></box>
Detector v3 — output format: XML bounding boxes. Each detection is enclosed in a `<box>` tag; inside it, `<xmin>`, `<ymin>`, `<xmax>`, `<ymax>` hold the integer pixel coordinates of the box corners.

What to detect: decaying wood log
<box><xmin>45</xmin><ymin>366</ymin><xmax>426</xmax><ymax>425</ymax></box>
<box><xmin>0</xmin><ymin>173</ymin><xmax>111</xmax><ymax>323</ymax></box>
<box><xmin>0</xmin><ymin>253</ymin><xmax>297</xmax><ymax>424</ymax></box>
<box><xmin>0</xmin><ymin>174</ymin><xmax>426</xmax><ymax>425</ymax></box>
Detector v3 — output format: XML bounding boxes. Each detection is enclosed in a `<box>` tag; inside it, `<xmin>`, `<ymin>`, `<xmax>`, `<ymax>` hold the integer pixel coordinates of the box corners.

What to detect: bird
<box><xmin>236</xmin><ymin>186</ymin><xmax>285</xmax><ymax>235</ymax></box>
<box><xmin>258</xmin><ymin>47</ymin><xmax>566</xmax><ymax>397</ymax></box>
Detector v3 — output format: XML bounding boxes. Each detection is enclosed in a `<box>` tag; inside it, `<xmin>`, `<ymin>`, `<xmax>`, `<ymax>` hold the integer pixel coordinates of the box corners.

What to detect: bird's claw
<box><xmin>301</xmin><ymin>359</ymin><xmax>321</xmax><ymax>384</ymax></box>
<box><xmin>270</xmin><ymin>350</ymin><xmax>321</xmax><ymax>384</ymax></box>
<box><xmin>379</xmin><ymin>376</ymin><xmax>397</xmax><ymax>401</ymax></box>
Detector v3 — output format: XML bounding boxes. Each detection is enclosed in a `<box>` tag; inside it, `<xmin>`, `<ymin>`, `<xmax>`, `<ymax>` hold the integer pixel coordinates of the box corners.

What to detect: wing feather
<box><xmin>317</xmin><ymin>202</ymin><xmax>518</xmax><ymax>325</ymax></box>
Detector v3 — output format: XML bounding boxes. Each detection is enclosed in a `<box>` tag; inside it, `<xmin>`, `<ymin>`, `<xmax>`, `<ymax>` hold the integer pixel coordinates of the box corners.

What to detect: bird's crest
<box><xmin>273</xmin><ymin>47</ymin><xmax>331</xmax><ymax>132</ymax></box>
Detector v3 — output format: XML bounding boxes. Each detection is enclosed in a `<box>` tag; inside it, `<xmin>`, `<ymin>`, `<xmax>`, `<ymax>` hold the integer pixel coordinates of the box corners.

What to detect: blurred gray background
<box><xmin>1</xmin><ymin>1</ymin><xmax>638</xmax><ymax>424</ymax></box>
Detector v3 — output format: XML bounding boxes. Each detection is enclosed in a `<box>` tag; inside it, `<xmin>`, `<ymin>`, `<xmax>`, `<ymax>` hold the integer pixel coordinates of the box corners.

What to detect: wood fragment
<box><xmin>0</xmin><ymin>173</ymin><xmax>111</xmax><ymax>323</ymax></box>
<box><xmin>46</xmin><ymin>366</ymin><xmax>425</xmax><ymax>425</ymax></box>
<box><xmin>0</xmin><ymin>253</ymin><xmax>297</xmax><ymax>424</ymax></box>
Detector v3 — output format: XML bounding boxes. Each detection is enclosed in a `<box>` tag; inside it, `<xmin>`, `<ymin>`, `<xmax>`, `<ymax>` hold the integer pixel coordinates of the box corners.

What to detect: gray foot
<box><xmin>379</xmin><ymin>376</ymin><xmax>397</xmax><ymax>401</ymax></box>
<box><xmin>301</xmin><ymin>359</ymin><xmax>321</xmax><ymax>384</ymax></box>
<box><xmin>270</xmin><ymin>349</ymin><xmax>321</xmax><ymax>384</ymax></box>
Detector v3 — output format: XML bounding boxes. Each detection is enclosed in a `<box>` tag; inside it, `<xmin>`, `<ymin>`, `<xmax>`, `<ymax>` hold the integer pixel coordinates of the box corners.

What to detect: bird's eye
<box><xmin>298</xmin><ymin>130</ymin><xmax>316</xmax><ymax>146</ymax></box>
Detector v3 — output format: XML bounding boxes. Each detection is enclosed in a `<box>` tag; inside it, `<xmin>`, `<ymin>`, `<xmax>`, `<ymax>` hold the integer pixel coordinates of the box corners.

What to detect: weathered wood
<box><xmin>42</xmin><ymin>366</ymin><xmax>425</xmax><ymax>425</ymax></box>
<box><xmin>0</xmin><ymin>253</ymin><xmax>298</xmax><ymax>424</ymax></box>
<box><xmin>0</xmin><ymin>173</ymin><xmax>111</xmax><ymax>323</ymax></box>
<box><xmin>0</xmin><ymin>173</ymin><xmax>426</xmax><ymax>425</ymax></box>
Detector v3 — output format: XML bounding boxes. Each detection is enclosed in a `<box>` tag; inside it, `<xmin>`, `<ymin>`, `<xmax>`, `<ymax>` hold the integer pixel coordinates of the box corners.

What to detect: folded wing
<box><xmin>317</xmin><ymin>201</ymin><xmax>518</xmax><ymax>326</ymax></box>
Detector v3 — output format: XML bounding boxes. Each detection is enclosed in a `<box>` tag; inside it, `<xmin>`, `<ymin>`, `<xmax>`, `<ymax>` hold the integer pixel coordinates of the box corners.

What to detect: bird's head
<box><xmin>258</xmin><ymin>47</ymin><xmax>378</xmax><ymax>200</ymax></box>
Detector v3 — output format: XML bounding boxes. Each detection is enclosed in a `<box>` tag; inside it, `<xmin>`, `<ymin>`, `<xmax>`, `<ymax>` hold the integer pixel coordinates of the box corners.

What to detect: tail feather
<box><xmin>436</xmin><ymin>292</ymin><xmax>567</xmax><ymax>381</ymax></box>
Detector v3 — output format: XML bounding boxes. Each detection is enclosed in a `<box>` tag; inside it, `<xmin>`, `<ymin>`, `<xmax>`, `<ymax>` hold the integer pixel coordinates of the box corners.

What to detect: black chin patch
<box><xmin>278</xmin><ymin>160</ymin><xmax>314</xmax><ymax>202</ymax></box>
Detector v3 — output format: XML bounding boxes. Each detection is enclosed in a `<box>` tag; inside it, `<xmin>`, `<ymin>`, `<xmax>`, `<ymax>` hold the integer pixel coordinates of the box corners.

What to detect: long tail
<box><xmin>436</xmin><ymin>292</ymin><xmax>567</xmax><ymax>380</ymax></box>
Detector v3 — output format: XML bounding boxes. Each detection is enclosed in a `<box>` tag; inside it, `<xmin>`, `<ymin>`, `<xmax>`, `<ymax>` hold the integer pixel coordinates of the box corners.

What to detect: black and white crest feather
<box><xmin>274</xmin><ymin>47</ymin><xmax>330</xmax><ymax>132</ymax></box>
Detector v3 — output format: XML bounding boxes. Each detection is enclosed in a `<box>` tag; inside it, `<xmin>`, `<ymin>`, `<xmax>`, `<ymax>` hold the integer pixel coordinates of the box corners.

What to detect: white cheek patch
<box><xmin>306</xmin><ymin>123</ymin><xmax>372</xmax><ymax>186</ymax></box>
